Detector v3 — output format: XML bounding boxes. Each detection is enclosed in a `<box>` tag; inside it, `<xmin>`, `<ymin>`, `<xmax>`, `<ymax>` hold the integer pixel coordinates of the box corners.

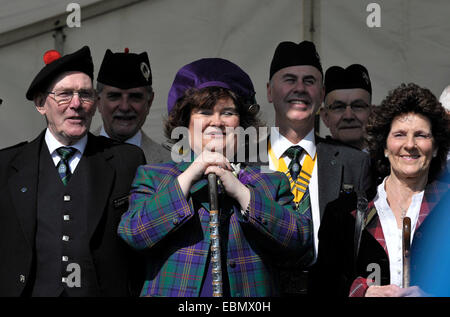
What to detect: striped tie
<box><xmin>56</xmin><ymin>147</ymin><xmax>76</xmax><ymax>186</ymax></box>
<box><xmin>285</xmin><ymin>146</ymin><xmax>311</xmax><ymax>220</ymax></box>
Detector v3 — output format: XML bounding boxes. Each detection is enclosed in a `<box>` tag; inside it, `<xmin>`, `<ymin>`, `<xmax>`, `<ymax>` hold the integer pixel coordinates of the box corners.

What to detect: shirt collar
<box><xmin>100</xmin><ymin>126</ymin><xmax>142</xmax><ymax>147</ymax></box>
<box><xmin>270</xmin><ymin>127</ymin><xmax>317</xmax><ymax>159</ymax></box>
<box><xmin>45</xmin><ymin>128</ymin><xmax>87</xmax><ymax>156</ymax></box>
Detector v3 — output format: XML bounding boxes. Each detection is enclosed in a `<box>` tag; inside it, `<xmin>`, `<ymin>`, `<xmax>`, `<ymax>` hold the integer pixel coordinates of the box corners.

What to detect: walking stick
<box><xmin>208</xmin><ymin>173</ymin><xmax>223</xmax><ymax>297</ymax></box>
<box><xmin>402</xmin><ymin>216</ymin><xmax>411</xmax><ymax>288</ymax></box>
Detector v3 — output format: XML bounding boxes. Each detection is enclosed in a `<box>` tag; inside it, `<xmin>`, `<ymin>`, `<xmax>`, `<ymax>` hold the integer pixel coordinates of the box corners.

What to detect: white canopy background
<box><xmin>0</xmin><ymin>0</ymin><xmax>449</xmax><ymax>148</ymax></box>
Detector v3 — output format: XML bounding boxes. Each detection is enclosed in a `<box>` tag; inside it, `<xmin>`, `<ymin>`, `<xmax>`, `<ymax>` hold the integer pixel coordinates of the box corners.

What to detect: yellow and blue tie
<box><xmin>56</xmin><ymin>147</ymin><xmax>76</xmax><ymax>186</ymax></box>
<box><xmin>285</xmin><ymin>146</ymin><xmax>311</xmax><ymax>220</ymax></box>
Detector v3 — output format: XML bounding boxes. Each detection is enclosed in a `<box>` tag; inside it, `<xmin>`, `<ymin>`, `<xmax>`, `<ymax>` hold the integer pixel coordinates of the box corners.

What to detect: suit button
<box><xmin>173</xmin><ymin>218</ymin><xmax>179</xmax><ymax>225</ymax></box>
<box><xmin>19</xmin><ymin>275</ymin><xmax>25</xmax><ymax>283</ymax></box>
<box><xmin>228</xmin><ymin>260</ymin><xmax>236</xmax><ymax>268</ymax></box>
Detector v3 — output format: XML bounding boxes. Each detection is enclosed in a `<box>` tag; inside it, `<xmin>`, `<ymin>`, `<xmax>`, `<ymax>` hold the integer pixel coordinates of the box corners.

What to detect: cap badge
<box><xmin>362</xmin><ymin>72</ymin><xmax>370</xmax><ymax>85</ymax></box>
<box><xmin>140</xmin><ymin>62</ymin><xmax>150</xmax><ymax>81</ymax></box>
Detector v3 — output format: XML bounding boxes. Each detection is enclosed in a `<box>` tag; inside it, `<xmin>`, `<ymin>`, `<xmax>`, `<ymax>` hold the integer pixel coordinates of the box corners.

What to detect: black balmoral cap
<box><xmin>97</xmin><ymin>48</ymin><xmax>152</xmax><ymax>89</ymax></box>
<box><xmin>325</xmin><ymin>64</ymin><xmax>372</xmax><ymax>96</ymax></box>
<box><xmin>269</xmin><ymin>41</ymin><xmax>323</xmax><ymax>79</ymax></box>
<box><xmin>26</xmin><ymin>46</ymin><xmax>94</xmax><ymax>100</ymax></box>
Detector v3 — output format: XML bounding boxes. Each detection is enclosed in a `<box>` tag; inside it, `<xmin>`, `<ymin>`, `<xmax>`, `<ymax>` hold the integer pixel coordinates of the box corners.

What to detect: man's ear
<box><xmin>148</xmin><ymin>91</ymin><xmax>155</xmax><ymax>108</ymax></box>
<box><xmin>266</xmin><ymin>81</ymin><xmax>273</xmax><ymax>103</ymax></box>
<box><xmin>34</xmin><ymin>94</ymin><xmax>46</xmax><ymax>115</ymax></box>
<box><xmin>319</xmin><ymin>107</ymin><xmax>330</xmax><ymax>128</ymax></box>
<box><xmin>145</xmin><ymin>91</ymin><xmax>154</xmax><ymax>118</ymax></box>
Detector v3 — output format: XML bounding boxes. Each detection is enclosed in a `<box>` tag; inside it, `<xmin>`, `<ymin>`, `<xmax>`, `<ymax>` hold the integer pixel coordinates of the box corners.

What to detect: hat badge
<box><xmin>140</xmin><ymin>62</ymin><xmax>150</xmax><ymax>81</ymax></box>
<box><xmin>361</xmin><ymin>72</ymin><xmax>370</xmax><ymax>85</ymax></box>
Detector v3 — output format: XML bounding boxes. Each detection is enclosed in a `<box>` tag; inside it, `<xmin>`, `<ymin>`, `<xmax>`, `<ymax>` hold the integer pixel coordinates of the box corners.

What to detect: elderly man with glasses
<box><xmin>320</xmin><ymin>64</ymin><xmax>373</xmax><ymax>151</ymax></box>
<box><xmin>0</xmin><ymin>46</ymin><xmax>145</xmax><ymax>297</ymax></box>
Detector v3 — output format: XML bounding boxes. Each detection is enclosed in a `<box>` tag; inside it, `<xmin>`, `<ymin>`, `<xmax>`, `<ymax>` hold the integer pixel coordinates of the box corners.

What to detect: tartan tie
<box><xmin>285</xmin><ymin>146</ymin><xmax>302</xmax><ymax>181</ymax></box>
<box><xmin>285</xmin><ymin>146</ymin><xmax>312</xmax><ymax>220</ymax></box>
<box><xmin>56</xmin><ymin>147</ymin><xmax>76</xmax><ymax>186</ymax></box>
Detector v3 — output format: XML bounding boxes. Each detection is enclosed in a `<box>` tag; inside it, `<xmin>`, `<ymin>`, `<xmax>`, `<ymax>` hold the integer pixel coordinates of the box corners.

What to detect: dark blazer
<box><xmin>315</xmin><ymin>136</ymin><xmax>372</xmax><ymax>218</ymax></box>
<box><xmin>252</xmin><ymin>134</ymin><xmax>371</xmax><ymax>295</ymax></box>
<box><xmin>0</xmin><ymin>131</ymin><xmax>146</xmax><ymax>296</ymax></box>
<box><xmin>252</xmin><ymin>134</ymin><xmax>372</xmax><ymax>218</ymax></box>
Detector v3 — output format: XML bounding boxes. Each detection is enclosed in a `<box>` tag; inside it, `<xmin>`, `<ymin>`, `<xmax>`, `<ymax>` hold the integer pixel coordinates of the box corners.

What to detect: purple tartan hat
<box><xmin>167</xmin><ymin>58</ymin><xmax>257</xmax><ymax>114</ymax></box>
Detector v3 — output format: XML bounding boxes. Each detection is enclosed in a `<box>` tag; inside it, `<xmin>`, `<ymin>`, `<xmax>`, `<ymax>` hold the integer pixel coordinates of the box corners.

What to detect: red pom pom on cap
<box><xmin>43</xmin><ymin>50</ymin><xmax>61</xmax><ymax>65</ymax></box>
<box><xmin>124</xmin><ymin>47</ymin><xmax>129</xmax><ymax>54</ymax></box>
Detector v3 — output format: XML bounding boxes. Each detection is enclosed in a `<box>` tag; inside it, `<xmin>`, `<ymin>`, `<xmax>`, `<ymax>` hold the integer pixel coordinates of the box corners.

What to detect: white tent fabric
<box><xmin>320</xmin><ymin>0</ymin><xmax>450</xmax><ymax>105</ymax></box>
<box><xmin>0</xmin><ymin>0</ymin><xmax>303</xmax><ymax>148</ymax></box>
<box><xmin>0</xmin><ymin>0</ymin><xmax>449</xmax><ymax>149</ymax></box>
<box><xmin>0</xmin><ymin>0</ymin><xmax>100</xmax><ymax>34</ymax></box>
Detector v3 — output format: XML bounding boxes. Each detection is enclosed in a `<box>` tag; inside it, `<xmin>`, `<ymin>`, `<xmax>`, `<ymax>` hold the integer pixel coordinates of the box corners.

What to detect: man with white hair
<box><xmin>439</xmin><ymin>85</ymin><xmax>450</xmax><ymax>111</ymax></box>
<box><xmin>439</xmin><ymin>85</ymin><xmax>450</xmax><ymax>164</ymax></box>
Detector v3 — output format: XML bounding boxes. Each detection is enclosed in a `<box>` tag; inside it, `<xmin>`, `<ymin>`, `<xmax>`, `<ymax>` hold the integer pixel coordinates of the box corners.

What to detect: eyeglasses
<box><xmin>326</xmin><ymin>102</ymin><xmax>370</xmax><ymax>114</ymax></box>
<box><xmin>47</xmin><ymin>90</ymin><xmax>96</xmax><ymax>105</ymax></box>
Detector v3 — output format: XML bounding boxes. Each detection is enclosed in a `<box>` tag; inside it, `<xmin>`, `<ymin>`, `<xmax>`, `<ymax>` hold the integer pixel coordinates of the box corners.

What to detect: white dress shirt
<box><xmin>374</xmin><ymin>177</ymin><xmax>424</xmax><ymax>287</ymax></box>
<box><xmin>268</xmin><ymin>128</ymin><xmax>320</xmax><ymax>260</ymax></box>
<box><xmin>99</xmin><ymin>126</ymin><xmax>142</xmax><ymax>147</ymax></box>
<box><xmin>45</xmin><ymin>129</ymin><xmax>87</xmax><ymax>173</ymax></box>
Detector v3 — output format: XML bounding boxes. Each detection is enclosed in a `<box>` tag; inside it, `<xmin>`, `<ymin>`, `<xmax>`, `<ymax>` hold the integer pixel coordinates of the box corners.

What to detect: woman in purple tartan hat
<box><xmin>117</xmin><ymin>58</ymin><xmax>313</xmax><ymax>297</ymax></box>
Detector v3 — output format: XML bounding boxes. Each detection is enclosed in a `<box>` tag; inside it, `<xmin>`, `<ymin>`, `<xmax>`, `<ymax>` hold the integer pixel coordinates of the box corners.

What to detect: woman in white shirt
<box><xmin>312</xmin><ymin>83</ymin><xmax>450</xmax><ymax>297</ymax></box>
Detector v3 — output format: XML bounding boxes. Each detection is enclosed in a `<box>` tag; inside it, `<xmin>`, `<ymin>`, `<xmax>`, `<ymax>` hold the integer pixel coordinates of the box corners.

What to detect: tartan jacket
<box><xmin>311</xmin><ymin>179</ymin><xmax>449</xmax><ymax>297</ymax></box>
<box><xmin>118</xmin><ymin>161</ymin><xmax>312</xmax><ymax>297</ymax></box>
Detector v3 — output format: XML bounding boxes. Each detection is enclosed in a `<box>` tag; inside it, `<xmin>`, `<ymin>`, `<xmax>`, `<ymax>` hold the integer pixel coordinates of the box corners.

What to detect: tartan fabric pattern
<box><xmin>118</xmin><ymin>161</ymin><xmax>312</xmax><ymax>297</ymax></box>
<box><xmin>348</xmin><ymin>180</ymin><xmax>449</xmax><ymax>297</ymax></box>
<box><xmin>56</xmin><ymin>147</ymin><xmax>76</xmax><ymax>185</ymax></box>
<box><xmin>285</xmin><ymin>146</ymin><xmax>302</xmax><ymax>181</ymax></box>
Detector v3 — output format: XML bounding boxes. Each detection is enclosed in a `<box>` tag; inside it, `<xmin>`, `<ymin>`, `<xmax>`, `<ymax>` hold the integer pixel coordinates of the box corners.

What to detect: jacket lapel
<box><xmin>316</xmin><ymin>140</ymin><xmax>342</xmax><ymax>218</ymax></box>
<box><xmin>8</xmin><ymin>131</ymin><xmax>45</xmax><ymax>247</ymax></box>
<box><xmin>83</xmin><ymin>134</ymin><xmax>115</xmax><ymax>238</ymax></box>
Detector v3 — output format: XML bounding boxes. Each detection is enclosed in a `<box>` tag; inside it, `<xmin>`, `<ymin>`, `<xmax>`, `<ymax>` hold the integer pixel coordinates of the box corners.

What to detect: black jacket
<box><xmin>0</xmin><ymin>131</ymin><xmax>146</xmax><ymax>296</ymax></box>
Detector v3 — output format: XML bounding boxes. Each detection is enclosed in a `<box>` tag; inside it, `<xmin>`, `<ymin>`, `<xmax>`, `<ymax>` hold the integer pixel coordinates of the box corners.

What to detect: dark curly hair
<box><xmin>366</xmin><ymin>83</ymin><xmax>450</xmax><ymax>183</ymax></box>
<box><xmin>164</xmin><ymin>86</ymin><xmax>263</xmax><ymax>142</ymax></box>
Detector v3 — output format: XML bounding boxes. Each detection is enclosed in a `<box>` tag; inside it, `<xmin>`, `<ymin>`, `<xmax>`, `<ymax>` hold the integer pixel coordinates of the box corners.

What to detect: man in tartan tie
<box><xmin>266</xmin><ymin>41</ymin><xmax>371</xmax><ymax>295</ymax></box>
<box><xmin>0</xmin><ymin>46</ymin><xmax>146</xmax><ymax>296</ymax></box>
<box><xmin>56</xmin><ymin>147</ymin><xmax>77</xmax><ymax>185</ymax></box>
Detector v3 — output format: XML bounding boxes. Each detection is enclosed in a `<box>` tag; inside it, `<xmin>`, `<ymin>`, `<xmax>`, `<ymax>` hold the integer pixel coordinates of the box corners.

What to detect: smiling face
<box><xmin>35</xmin><ymin>71</ymin><xmax>96</xmax><ymax>145</ymax></box>
<box><xmin>267</xmin><ymin>65</ymin><xmax>324</xmax><ymax>133</ymax></box>
<box><xmin>98</xmin><ymin>84</ymin><xmax>152</xmax><ymax>142</ymax></box>
<box><xmin>385</xmin><ymin>112</ymin><xmax>437</xmax><ymax>182</ymax></box>
<box><xmin>188</xmin><ymin>97</ymin><xmax>240</xmax><ymax>157</ymax></box>
<box><xmin>321</xmin><ymin>88</ymin><xmax>371</xmax><ymax>149</ymax></box>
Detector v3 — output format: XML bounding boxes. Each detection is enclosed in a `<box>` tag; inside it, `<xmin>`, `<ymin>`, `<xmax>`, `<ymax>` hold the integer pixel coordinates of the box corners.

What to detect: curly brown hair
<box><xmin>164</xmin><ymin>86</ymin><xmax>263</xmax><ymax>142</ymax></box>
<box><xmin>366</xmin><ymin>83</ymin><xmax>450</xmax><ymax>183</ymax></box>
